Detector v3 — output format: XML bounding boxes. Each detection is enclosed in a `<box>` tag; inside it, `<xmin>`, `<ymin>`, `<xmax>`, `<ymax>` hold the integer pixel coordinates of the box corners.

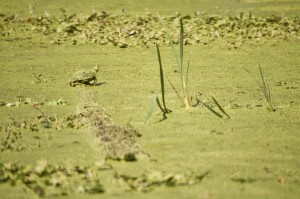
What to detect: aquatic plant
<box><xmin>244</xmin><ymin>64</ymin><xmax>276</xmax><ymax>112</ymax></box>
<box><xmin>158</xmin><ymin>14</ymin><xmax>192</xmax><ymax>108</ymax></box>
<box><xmin>196</xmin><ymin>97</ymin><xmax>230</xmax><ymax>119</ymax></box>
<box><xmin>156</xmin><ymin>43</ymin><xmax>172</xmax><ymax>114</ymax></box>
<box><xmin>158</xmin><ymin>14</ymin><xmax>230</xmax><ymax>117</ymax></box>
<box><xmin>144</xmin><ymin>15</ymin><xmax>230</xmax><ymax>123</ymax></box>
<box><xmin>144</xmin><ymin>43</ymin><xmax>172</xmax><ymax>124</ymax></box>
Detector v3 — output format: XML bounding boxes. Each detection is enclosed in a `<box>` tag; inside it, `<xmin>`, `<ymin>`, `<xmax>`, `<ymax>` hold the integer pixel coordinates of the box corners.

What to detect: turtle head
<box><xmin>94</xmin><ymin>65</ymin><xmax>99</xmax><ymax>73</ymax></box>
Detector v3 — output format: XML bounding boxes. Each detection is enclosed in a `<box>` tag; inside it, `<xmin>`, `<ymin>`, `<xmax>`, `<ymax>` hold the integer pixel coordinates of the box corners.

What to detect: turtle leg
<box><xmin>87</xmin><ymin>77</ymin><xmax>96</xmax><ymax>86</ymax></box>
<box><xmin>94</xmin><ymin>77</ymin><xmax>97</xmax><ymax>86</ymax></box>
<box><xmin>89</xmin><ymin>77</ymin><xmax>97</xmax><ymax>86</ymax></box>
<box><xmin>70</xmin><ymin>82</ymin><xmax>76</xmax><ymax>87</ymax></box>
<box><xmin>72</xmin><ymin>80</ymin><xmax>84</xmax><ymax>87</ymax></box>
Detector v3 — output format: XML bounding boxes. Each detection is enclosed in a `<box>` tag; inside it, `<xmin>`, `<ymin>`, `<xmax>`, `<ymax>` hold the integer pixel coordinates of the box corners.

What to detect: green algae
<box><xmin>0</xmin><ymin>0</ymin><xmax>300</xmax><ymax>198</ymax></box>
<box><xmin>1</xmin><ymin>41</ymin><xmax>300</xmax><ymax>198</ymax></box>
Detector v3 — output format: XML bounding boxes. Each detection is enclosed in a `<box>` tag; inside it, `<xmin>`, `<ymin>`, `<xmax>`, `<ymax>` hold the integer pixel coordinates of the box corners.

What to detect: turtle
<box><xmin>69</xmin><ymin>65</ymin><xmax>99</xmax><ymax>87</ymax></box>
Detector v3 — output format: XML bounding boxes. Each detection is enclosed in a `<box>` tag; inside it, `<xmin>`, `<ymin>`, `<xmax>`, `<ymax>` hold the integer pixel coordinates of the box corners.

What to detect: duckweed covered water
<box><xmin>0</xmin><ymin>0</ymin><xmax>300</xmax><ymax>198</ymax></box>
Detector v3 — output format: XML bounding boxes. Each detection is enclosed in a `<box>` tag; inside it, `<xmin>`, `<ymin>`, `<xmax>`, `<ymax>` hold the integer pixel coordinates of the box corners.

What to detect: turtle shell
<box><xmin>69</xmin><ymin>69</ymin><xmax>97</xmax><ymax>86</ymax></box>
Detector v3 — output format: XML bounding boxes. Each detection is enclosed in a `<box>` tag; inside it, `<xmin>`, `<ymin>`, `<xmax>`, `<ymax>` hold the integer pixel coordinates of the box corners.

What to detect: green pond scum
<box><xmin>0</xmin><ymin>0</ymin><xmax>300</xmax><ymax>198</ymax></box>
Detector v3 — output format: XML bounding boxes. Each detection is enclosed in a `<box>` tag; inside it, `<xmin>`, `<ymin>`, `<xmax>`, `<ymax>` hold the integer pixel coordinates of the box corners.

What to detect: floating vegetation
<box><xmin>0</xmin><ymin>11</ymin><xmax>299</xmax><ymax>48</ymax></box>
<box><xmin>115</xmin><ymin>170</ymin><xmax>210</xmax><ymax>192</ymax></box>
<box><xmin>75</xmin><ymin>88</ymin><xmax>150</xmax><ymax>161</ymax></box>
<box><xmin>0</xmin><ymin>160</ymin><xmax>209</xmax><ymax>196</ymax></box>
<box><xmin>0</xmin><ymin>89</ymin><xmax>148</xmax><ymax>161</ymax></box>
<box><xmin>1</xmin><ymin>121</ymin><xmax>25</xmax><ymax>152</ymax></box>
<box><xmin>0</xmin><ymin>97</ymin><xmax>68</xmax><ymax>108</ymax></box>
<box><xmin>0</xmin><ymin>161</ymin><xmax>108</xmax><ymax>197</ymax></box>
<box><xmin>0</xmin><ymin>112</ymin><xmax>89</xmax><ymax>151</ymax></box>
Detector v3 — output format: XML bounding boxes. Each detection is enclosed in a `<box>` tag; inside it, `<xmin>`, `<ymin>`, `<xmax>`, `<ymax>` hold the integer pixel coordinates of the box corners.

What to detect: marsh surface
<box><xmin>0</xmin><ymin>0</ymin><xmax>300</xmax><ymax>198</ymax></box>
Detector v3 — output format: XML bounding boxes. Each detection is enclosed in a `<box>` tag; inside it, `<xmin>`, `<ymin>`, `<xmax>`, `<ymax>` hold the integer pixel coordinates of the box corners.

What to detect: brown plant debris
<box><xmin>75</xmin><ymin>87</ymin><xmax>149</xmax><ymax>161</ymax></box>
<box><xmin>0</xmin><ymin>11</ymin><xmax>299</xmax><ymax>48</ymax></box>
